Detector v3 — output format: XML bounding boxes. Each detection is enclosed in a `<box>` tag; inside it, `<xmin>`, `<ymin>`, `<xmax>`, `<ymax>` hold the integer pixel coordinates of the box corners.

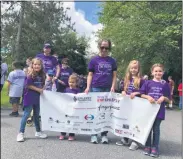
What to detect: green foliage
<box><xmin>1</xmin><ymin>2</ymin><xmax>88</xmax><ymax>75</ymax></box>
<box><xmin>98</xmin><ymin>1</ymin><xmax>182</xmax><ymax>80</ymax></box>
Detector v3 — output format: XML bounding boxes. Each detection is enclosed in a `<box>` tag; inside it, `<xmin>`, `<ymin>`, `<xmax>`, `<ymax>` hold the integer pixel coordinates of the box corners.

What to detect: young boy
<box><xmin>7</xmin><ymin>61</ymin><xmax>26</xmax><ymax>117</ymax></box>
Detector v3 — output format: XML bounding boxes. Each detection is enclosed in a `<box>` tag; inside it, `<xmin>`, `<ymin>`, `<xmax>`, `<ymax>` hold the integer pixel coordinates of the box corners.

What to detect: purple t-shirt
<box><xmin>59</xmin><ymin>66</ymin><xmax>73</xmax><ymax>87</ymax></box>
<box><xmin>36</xmin><ymin>53</ymin><xmax>58</xmax><ymax>74</ymax></box>
<box><xmin>88</xmin><ymin>55</ymin><xmax>117</xmax><ymax>88</ymax></box>
<box><xmin>23</xmin><ymin>75</ymin><xmax>44</xmax><ymax>106</ymax></box>
<box><xmin>64</xmin><ymin>87</ymin><xmax>80</xmax><ymax>94</ymax></box>
<box><xmin>140</xmin><ymin>80</ymin><xmax>171</xmax><ymax>120</ymax></box>
<box><xmin>126</xmin><ymin>78</ymin><xmax>145</xmax><ymax>95</ymax></box>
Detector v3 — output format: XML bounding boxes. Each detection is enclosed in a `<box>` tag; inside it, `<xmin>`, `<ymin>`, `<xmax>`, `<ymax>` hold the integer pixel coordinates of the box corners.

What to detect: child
<box><xmin>178</xmin><ymin>80</ymin><xmax>182</xmax><ymax>110</ymax></box>
<box><xmin>17</xmin><ymin>58</ymin><xmax>47</xmax><ymax>142</ymax></box>
<box><xmin>45</xmin><ymin>69</ymin><xmax>57</xmax><ymax>91</ymax></box>
<box><xmin>140</xmin><ymin>64</ymin><xmax>170</xmax><ymax>157</ymax></box>
<box><xmin>116</xmin><ymin>60</ymin><xmax>145</xmax><ymax>150</ymax></box>
<box><xmin>7</xmin><ymin>61</ymin><xmax>26</xmax><ymax>117</ymax></box>
<box><xmin>59</xmin><ymin>75</ymin><xmax>80</xmax><ymax>141</ymax></box>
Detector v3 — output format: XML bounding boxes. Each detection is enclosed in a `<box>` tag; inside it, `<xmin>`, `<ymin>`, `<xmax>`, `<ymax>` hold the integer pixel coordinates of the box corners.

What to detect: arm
<box><xmin>27</xmin><ymin>85</ymin><xmax>43</xmax><ymax>94</ymax></box>
<box><xmin>111</xmin><ymin>71</ymin><xmax>117</xmax><ymax>92</ymax></box>
<box><xmin>84</xmin><ymin>72</ymin><xmax>93</xmax><ymax>94</ymax></box>
<box><xmin>7</xmin><ymin>81</ymin><xmax>11</xmax><ymax>95</ymax></box>
<box><xmin>141</xmin><ymin>94</ymin><xmax>155</xmax><ymax>103</ymax></box>
<box><xmin>55</xmin><ymin>65</ymin><xmax>60</xmax><ymax>79</ymax></box>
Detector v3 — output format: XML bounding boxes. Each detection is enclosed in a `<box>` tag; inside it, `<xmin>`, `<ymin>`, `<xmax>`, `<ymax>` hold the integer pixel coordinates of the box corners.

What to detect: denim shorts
<box><xmin>9</xmin><ymin>97</ymin><xmax>21</xmax><ymax>104</ymax></box>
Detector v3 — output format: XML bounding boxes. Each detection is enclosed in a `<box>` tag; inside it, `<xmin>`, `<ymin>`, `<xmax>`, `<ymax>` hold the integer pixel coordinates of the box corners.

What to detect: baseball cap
<box><xmin>43</xmin><ymin>43</ymin><xmax>51</xmax><ymax>49</ymax></box>
<box><xmin>47</xmin><ymin>69</ymin><xmax>54</xmax><ymax>76</ymax></box>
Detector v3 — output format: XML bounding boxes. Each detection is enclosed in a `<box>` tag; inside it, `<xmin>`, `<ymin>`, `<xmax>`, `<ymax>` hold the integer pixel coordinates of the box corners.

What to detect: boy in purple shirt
<box><xmin>85</xmin><ymin>39</ymin><xmax>117</xmax><ymax>144</ymax></box>
<box><xmin>59</xmin><ymin>75</ymin><xmax>80</xmax><ymax>141</ymax></box>
<box><xmin>140</xmin><ymin>64</ymin><xmax>170</xmax><ymax>158</ymax></box>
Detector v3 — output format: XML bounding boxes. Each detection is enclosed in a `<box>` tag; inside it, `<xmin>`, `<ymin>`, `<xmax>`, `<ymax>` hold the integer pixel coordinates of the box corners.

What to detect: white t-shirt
<box><xmin>7</xmin><ymin>69</ymin><xmax>26</xmax><ymax>97</ymax></box>
<box><xmin>1</xmin><ymin>63</ymin><xmax>8</xmax><ymax>84</ymax></box>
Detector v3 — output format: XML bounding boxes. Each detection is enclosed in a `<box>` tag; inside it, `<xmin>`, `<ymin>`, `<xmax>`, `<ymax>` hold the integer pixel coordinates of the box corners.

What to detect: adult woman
<box><xmin>85</xmin><ymin>39</ymin><xmax>117</xmax><ymax>144</ymax></box>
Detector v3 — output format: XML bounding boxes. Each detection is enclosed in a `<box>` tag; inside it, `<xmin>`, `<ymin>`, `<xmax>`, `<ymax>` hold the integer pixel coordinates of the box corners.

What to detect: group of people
<box><xmin>0</xmin><ymin>40</ymin><xmax>182</xmax><ymax>158</ymax></box>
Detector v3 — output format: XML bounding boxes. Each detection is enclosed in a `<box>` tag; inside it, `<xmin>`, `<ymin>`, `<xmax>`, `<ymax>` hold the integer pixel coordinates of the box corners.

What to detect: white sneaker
<box><xmin>35</xmin><ymin>132</ymin><xmax>47</xmax><ymax>138</ymax></box>
<box><xmin>101</xmin><ymin>136</ymin><xmax>109</xmax><ymax>144</ymax></box>
<box><xmin>17</xmin><ymin>132</ymin><xmax>25</xmax><ymax>142</ymax></box>
<box><xmin>90</xmin><ymin>135</ymin><xmax>98</xmax><ymax>144</ymax></box>
<box><xmin>129</xmin><ymin>141</ymin><xmax>139</xmax><ymax>150</ymax></box>
<box><xmin>121</xmin><ymin>137</ymin><xmax>129</xmax><ymax>145</ymax></box>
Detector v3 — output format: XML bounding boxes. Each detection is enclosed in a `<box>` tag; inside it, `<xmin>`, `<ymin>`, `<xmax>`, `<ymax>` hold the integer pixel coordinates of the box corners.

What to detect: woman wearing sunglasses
<box><xmin>85</xmin><ymin>39</ymin><xmax>117</xmax><ymax>144</ymax></box>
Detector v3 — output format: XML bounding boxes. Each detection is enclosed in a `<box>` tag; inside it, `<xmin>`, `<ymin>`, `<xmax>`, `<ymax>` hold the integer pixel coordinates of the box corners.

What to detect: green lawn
<box><xmin>1</xmin><ymin>82</ymin><xmax>11</xmax><ymax>107</ymax></box>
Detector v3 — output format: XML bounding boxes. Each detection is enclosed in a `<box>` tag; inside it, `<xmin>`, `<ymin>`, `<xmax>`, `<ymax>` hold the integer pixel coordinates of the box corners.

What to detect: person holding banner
<box><xmin>17</xmin><ymin>58</ymin><xmax>47</xmax><ymax>142</ymax></box>
<box><xmin>59</xmin><ymin>75</ymin><xmax>80</xmax><ymax>141</ymax></box>
<box><xmin>85</xmin><ymin>39</ymin><xmax>117</xmax><ymax>144</ymax></box>
<box><xmin>116</xmin><ymin>60</ymin><xmax>145</xmax><ymax>150</ymax></box>
<box><xmin>140</xmin><ymin>64</ymin><xmax>170</xmax><ymax>157</ymax></box>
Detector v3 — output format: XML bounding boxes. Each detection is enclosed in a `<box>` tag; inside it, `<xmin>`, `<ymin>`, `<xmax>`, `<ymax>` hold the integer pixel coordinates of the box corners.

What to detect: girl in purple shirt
<box><xmin>59</xmin><ymin>75</ymin><xmax>80</xmax><ymax>141</ymax></box>
<box><xmin>140</xmin><ymin>64</ymin><xmax>170</xmax><ymax>157</ymax></box>
<box><xmin>17</xmin><ymin>58</ymin><xmax>47</xmax><ymax>142</ymax></box>
<box><xmin>116</xmin><ymin>60</ymin><xmax>145</xmax><ymax>150</ymax></box>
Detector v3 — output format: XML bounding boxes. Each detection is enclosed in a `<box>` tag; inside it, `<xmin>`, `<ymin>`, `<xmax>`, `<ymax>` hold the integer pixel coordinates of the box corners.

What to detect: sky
<box><xmin>1</xmin><ymin>2</ymin><xmax>103</xmax><ymax>56</ymax></box>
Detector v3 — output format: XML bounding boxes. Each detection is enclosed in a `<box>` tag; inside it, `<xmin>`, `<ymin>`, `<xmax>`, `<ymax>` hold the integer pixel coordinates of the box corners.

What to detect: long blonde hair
<box><xmin>124</xmin><ymin>60</ymin><xmax>141</xmax><ymax>92</ymax></box>
<box><xmin>28</xmin><ymin>58</ymin><xmax>45</xmax><ymax>82</ymax></box>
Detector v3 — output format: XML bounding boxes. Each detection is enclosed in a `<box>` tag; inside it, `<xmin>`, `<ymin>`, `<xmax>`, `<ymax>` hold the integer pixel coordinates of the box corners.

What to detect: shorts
<box><xmin>9</xmin><ymin>97</ymin><xmax>21</xmax><ymax>104</ymax></box>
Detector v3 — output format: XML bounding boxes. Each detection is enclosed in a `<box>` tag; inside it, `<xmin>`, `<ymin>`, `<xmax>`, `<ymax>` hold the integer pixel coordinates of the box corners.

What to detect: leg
<box><xmin>19</xmin><ymin>106</ymin><xmax>33</xmax><ymax>133</ymax></box>
<box><xmin>145</xmin><ymin>130</ymin><xmax>152</xmax><ymax>147</ymax></box>
<box><xmin>0</xmin><ymin>84</ymin><xmax>4</xmax><ymax>92</ymax></box>
<box><xmin>179</xmin><ymin>96</ymin><xmax>182</xmax><ymax>109</ymax></box>
<box><xmin>32</xmin><ymin>105</ymin><xmax>41</xmax><ymax>132</ymax></box>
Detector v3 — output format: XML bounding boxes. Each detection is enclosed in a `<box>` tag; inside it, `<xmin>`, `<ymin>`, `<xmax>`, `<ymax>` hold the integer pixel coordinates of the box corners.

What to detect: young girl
<box><xmin>116</xmin><ymin>60</ymin><xmax>145</xmax><ymax>150</ymax></box>
<box><xmin>59</xmin><ymin>75</ymin><xmax>80</xmax><ymax>141</ymax></box>
<box><xmin>140</xmin><ymin>64</ymin><xmax>170</xmax><ymax>157</ymax></box>
<box><xmin>17</xmin><ymin>58</ymin><xmax>47</xmax><ymax>142</ymax></box>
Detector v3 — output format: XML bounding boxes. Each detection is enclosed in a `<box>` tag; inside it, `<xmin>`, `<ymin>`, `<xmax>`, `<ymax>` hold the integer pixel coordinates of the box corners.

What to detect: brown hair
<box><xmin>98</xmin><ymin>39</ymin><xmax>112</xmax><ymax>51</ymax></box>
<box><xmin>68</xmin><ymin>75</ymin><xmax>78</xmax><ymax>84</ymax></box>
<box><xmin>151</xmin><ymin>63</ymin><xmax>164</xmax><ymax>72</ymax></box>
<box><xmin>124</xmin><ymin>60</ymin><xmax>142</xmax><ymax>92</ymax></box>
<box><xmin>28</xmin><ymin>58</ymin><xmax>45</xmax><ymax>82</ymax></box>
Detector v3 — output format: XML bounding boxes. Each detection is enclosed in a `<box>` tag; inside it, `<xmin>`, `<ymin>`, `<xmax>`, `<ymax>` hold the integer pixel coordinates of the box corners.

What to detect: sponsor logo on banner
<box><xmin>123</xmin><ymin>124</ymin><xmax>129</xmax><ymax>129</ymax></box>
<box><xmin>98</xmin><ymin>105</ymin><xmax>120</xmax><ymax>111</ymax></box>
<box><xmin>123</xmin><ymin>131</ymin><xmax>132</xmax><ymax>136</ymax></box>
<box><xmin>48</xmin><ymin>117</ymin><xmax>54</xmax><ymax>123</ymax></box>
<box><xmin>55</xmin><ymin>120</ymin><xmax>64</xmax><ymax>123</ymax></box>
<box><xmin>103</xmin><ymin>126</ymin><xmax>113</xmax><ymax>130</ymax></box>
<box><xmin>73</xmin><ymin>96</ymin><xmax>92</xmax><ymax>103</ymax></box>
<box><xmin>94</xmin><ymin>128</ymin><xmax>101</xmax><ymax>132</ymax></box>
<box><xmin>96</xmin><ymin>121</ymin><xmax>107</xmax><ymax>125</ymax></box>
<box><xmin>73</xmin><ymin>128</ymin><xmax>78</xmax><ymax>131</ymax></box>
<box><xmin>65</xmin><ymin>114</ymin><xmax>79</xmax><ymax>119</ymax></box>
<box><xmin>97</xmin><ymin>96</ymin><xmax>120</xmax><ymax>103</ymax></box>
<box><xmin>99</xmin><ymin>113</ymin><xmax>105</xmax><ymax>119</ymax></box>
<box><xmin>115</xmin><ymin>129</ymin><xmax>123</xmax><ymax>134</ymax></box>
<box><xmin>81</xmin><ymin>128</ymin><xmax>92</xmax><ymax>132</ymax></box>
<box><xmin>111</xmin><ymin>115</ymin><xmax>127</xmax><ymax>121</ymax></box>
<box><xmin>84</xmin><ymin>114</ymin><xmax>94</xmax><ymax>120</ymax></box>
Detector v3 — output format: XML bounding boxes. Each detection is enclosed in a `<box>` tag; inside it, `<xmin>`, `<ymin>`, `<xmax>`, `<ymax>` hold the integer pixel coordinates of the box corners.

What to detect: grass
<box><xmin>1</xmin><ymin>82</ymin><xmax>11</xmax><ymax>107</ymax></box>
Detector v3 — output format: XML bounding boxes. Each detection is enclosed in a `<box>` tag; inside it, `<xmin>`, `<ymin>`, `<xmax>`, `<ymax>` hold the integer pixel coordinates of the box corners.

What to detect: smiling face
<box><xmin>152</xmin><ymin>66</ymin><xmax>164</xmax><ymax>81</ymax></box>
<box><xmin>99</xmin><ymin>41</ymin><xmax>110</xmax><ymax>57</ymax></box>
<box><xmin>129</xmin><ymin>63</ymin><xmax>139</xmax><ymax>77</ymax></box>
<box><xmin>32</xmin><ymin>59</ymin><xmax>42</xmax><ymax>72</ymax></box>
<box><xmin>69</xmin><ymin>79</ymin><xmax>77</xmax><ymax>89</ymax></box>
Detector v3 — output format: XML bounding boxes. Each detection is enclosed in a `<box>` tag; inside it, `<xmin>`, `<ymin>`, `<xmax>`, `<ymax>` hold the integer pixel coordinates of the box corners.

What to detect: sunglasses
<box><xmin>100</xmin><ymin>46</ymin><xmax>110</xmax><ymax>50</ymax></box>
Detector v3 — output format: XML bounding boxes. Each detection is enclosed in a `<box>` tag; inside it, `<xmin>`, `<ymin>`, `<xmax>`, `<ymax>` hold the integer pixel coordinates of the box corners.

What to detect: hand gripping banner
<box><xmin>40</xmin><ymin>91</ymin><xmax>160</xmax><ymax>145</ymax></box>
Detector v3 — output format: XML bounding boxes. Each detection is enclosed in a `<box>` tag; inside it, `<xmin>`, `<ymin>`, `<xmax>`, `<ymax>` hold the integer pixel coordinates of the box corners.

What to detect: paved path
<box><xmin>1</xmin><ymin>108</ymin><xmax>182</xmax><ymax>159</ymax></box>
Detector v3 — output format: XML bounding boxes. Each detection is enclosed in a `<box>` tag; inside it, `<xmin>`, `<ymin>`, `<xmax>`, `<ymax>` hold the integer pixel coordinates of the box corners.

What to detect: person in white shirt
<box><xmin>1</xmin><ymin>58</ymin><xmax>8</xmax><ymax>91</ymax></box>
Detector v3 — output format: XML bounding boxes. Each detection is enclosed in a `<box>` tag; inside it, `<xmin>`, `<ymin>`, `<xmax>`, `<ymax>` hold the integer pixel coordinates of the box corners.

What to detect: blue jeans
<box><xmin>19</xmin><ymin>105</ymin><xmax>41</xmax><ymax>133</ymax></box>
<box><xmin>179</xmin><ymin>96</ymin><xmax>182</xmax><ymax>109</ymax></box>
<box><xmin>146</xmin><ymin>118</ymin><xmax>162</xmax><ymax>149</ymax></box>
<box><xmin>91</xmin><ymin>87</ymin><xmax>110</xmax><ymax>137</ymax></box>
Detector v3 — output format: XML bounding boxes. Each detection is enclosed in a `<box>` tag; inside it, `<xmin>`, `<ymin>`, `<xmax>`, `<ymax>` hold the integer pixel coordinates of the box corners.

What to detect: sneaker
<box><xmin>101</xmin><ymin>136</ymin><xmax>108</xmax><ymax>144</ymax></box>
<box><xmin>129</xmin><ymin>142</ymin><xmax>139</xmax><ymax>150</ymax></box>
<box><xmin>35</xmin><ymin>132</ymin><xmax>47</xmax><ymax>138</ymax></box>
<box><xmin>9</xmin><ymin>112</ymin><xmax>19</xmax><ymax>117</ymax></box>
<box><xmin>68</xmin><ymin>136</ymin><xmax>75</xmax><ymax>141</ymax></box>
<box><xmin>143</xmin><ymin>147</ymin><xmax>151</xmax><ymax>156</ymax></box>
<box><xmin>59</xmin><ymin>135</ymin><xmax>65</xmax><ymax>140</ymax></box>
<box><xmin>121</xmin><ymin>137</ymin><xmax>129</xmax><ymax>145</ymax></box>
<box><xmin>150</xmin><ymin>147</ymin><xmax>159</xmax><ymax>158</ymax></box>
<box><xmin>116</xmin><ymin>139</ymin><xmax>124</xmax><ymax>146</ymax></box>
<box><xmin>17</xmin><ymin>132</ymin><xmax>24</xmax><ymax>142</ymax></box>
<box><xmin>90</xmin><ymin>135</ymin><xmax>98</xmax><ymax>144</ymax></box>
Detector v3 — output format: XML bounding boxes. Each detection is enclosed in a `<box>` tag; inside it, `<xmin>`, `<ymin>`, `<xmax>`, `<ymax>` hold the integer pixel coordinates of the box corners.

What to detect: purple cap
<box><xmin>44</xmin><ymin>43</ymin><xmax>51</xmax><ymax>49</ymax></box>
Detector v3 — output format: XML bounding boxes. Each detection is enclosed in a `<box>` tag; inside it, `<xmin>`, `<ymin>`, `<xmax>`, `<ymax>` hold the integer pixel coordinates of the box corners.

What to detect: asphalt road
<box><xmin>1</xmin><ymin>108</ymin><xmax>182</xmax><ymax>159</ymax></box>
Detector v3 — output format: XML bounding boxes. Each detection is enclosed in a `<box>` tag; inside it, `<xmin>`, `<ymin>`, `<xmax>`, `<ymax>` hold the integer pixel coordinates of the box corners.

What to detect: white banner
<box><xmin>40</xmin><ymin>91</ymin><xmax>160</xmax><ymax>145</ymax></box>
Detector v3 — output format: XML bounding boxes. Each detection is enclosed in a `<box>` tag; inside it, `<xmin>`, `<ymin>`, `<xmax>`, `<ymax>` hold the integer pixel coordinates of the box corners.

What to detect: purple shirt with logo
<box><xmin>126</xmin><ymin>78</ymin><xmax>145</xmax><ymax>95</ymax></box>
<box><xmin>64</xmin><ymin>87</ymin><xmax>80</xmax><ymax>94</ymax></box>
<box><xmin>36</xmin><ymin>53</ymin><xmax>58</xmax><ymax>74</ymax></box>
<box><xmin>88</xmin><ymin>55</ymin><xmax>117</xmax><ymax>88</ymax></box>
<box><xmin>140</xmin><ymin>80</ymin><xmax>171</xmax><ymax>120</ymax></box>
<box><xmin>23</xmin><ymin>75</ymin><xmax>44</xmax><ymax>106</ymax></box>
<box><xmin>59</xmin><ymin>66</ymin><xmax>73</xmax><ymax>87</ymax></box>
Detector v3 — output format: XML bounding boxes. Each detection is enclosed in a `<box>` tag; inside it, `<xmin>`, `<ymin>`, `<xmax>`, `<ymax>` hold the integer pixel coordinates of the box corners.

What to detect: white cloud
<box><xmin>63</xmin><ymin>2</ymin><xmax>103</xmax><ymax>57</ymax></box>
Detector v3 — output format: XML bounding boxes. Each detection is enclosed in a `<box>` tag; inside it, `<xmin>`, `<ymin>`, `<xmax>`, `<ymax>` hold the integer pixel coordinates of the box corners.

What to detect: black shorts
<box><xmin>9</xmin><ymin>97</ymin><xmax>21</xmax><ymax>104</ymax></box>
